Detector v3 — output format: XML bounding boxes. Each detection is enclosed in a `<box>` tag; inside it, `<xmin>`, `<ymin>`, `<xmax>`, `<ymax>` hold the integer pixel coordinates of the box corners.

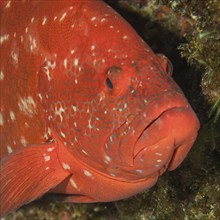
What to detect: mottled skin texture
<box><xmin>0</xmin><ymin>0</ymin><xmax>199</xmax><ymax>217</ymax></box>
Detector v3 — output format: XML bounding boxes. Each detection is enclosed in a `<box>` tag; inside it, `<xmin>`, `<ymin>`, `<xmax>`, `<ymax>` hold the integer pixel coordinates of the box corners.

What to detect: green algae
<box><xmin>3</xmin><ymin>0</ymin><xmax>220</xmax><ymax>219</ymax></box>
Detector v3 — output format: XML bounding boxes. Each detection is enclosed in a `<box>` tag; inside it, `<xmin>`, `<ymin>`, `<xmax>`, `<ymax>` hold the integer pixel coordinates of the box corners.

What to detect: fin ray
<box><xmin>0</xmin><ymin>143</ymin><xmax>70</xmax><ymax>217</ymax></box>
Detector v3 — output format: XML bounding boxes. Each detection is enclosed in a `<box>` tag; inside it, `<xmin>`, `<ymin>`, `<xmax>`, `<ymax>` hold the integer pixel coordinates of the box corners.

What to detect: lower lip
<box><xmin>133</xmin><ymin>106</ymin><xmax>199</xmax><ymax>171</ymax></box>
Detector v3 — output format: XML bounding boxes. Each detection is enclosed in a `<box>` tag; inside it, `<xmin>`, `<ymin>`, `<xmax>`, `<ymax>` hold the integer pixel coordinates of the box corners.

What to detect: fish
<box><xmin>0</xmin><ymin>0</ymin><xmax>200</xmax><ymax>217</ymax></box>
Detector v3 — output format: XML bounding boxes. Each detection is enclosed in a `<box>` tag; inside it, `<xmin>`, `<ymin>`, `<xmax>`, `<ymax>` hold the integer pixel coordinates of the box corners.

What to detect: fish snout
<box><xmin>133</xmin><ymin>106</ymin><xmax>200</xmax><ymax>176</ymax></box>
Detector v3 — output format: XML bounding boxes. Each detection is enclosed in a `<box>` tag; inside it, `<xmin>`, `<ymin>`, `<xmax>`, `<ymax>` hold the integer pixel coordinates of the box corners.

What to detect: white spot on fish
<box><xmin>123</xmin><ymin>35</ymin><xmax>128</xmax><ymax>39</ymax></box>
<box><xmin>55</xmin><ymin>105</ymin><xmax>65</xmax><ymax>122</ymax></box>
<box><xmin>88</xmin><ymin>119</ymin><xmax>92</xmax><ymax>129</ymax></box>
<box><xmin>31</xmin><ymin>17</ymin><xmax>35</xmax><ymax>23</ymax></box>
<box><xmin>43</xmin><ymin>60</ymin><xmax>56</xmax><ymax>81</ymax></box>
<box><xmin>72</xmin><ymin>105</ymin><xmax>77</xmax><ymax>112</ymax></box>
<box><xmin>38</xmin><ymin>93</ymin><xmax>43</xmax><ymax>102</ymax></box>
<box><xmin>18</xmin><ymin>96</ymin><xmax>37</xmax><ymax>117</ymax></box>
<box><xmin>0</xmin><ymin>113</ymin><xmax>3</xmax><ymax>126</ymax></box>
<box><xmin>9</xmin><ymin>111</ymin><xmax>15</xmax><ymax>121</ymax></box>
<box><xmin>0</xmin><ymin>71</ymin><xmax>4</xmax><ymax>81</ymax></box>
<box><xmin>21</xmin><ymin>136</ymin><xmax>28</xmax><ymax>146</ymax></box>
<box><xmin>45</xmin><ymin>167</ymin><xmax>50</xmax><ymax>170</ymax></box>
<box><xmin>7</xmin><ymin>146</ymin><xmax>13</xmax><ymax>154</ymax></box>
<box><xmin>105</xmin><ymin>155</ymin><xmax>111</xmax><ymax>162</ymax></box>
<box><xmin>70</xmin><ymin>178</ymin><xmax>78</xmax><ymax>189</ymax></box>
<box><xmin>157</xmin><ymin>159</ymin><xmax>162</xmax><ymax>163</ymax></box>
<box><xmin>5</xmin><ymin>1</ymin><xmax>11</xmax><ymax>8</ymax></box>
<box><xmin>136</xmin><ymin>170</ymin><xmax>144</xmax><ymax>173</ymax></box>
<box><xmin>44</xmin><ymin>155</ymin><xmax>50</xmax><ymax>162</ymax></box>
<box><xmin>91</xmin><ymin>17</ymin><xmax>96</xmax><ymax>21</ymax></box>
<box><xmin>44</xmin><ymin>127</ymin><xmax>52</xmax><ymax>139</ymax></box>
<box><xmin>131</xmin><ymin>89</ymin><xmax>135</xmax><ymax>94</ymax></box>
<box><xmin>62</xmin><ymin>163</ymin><xmax>70</xmax><ymax>170</ymax></box>
<box><xmin>60</xmin><ymin>12</ymin><xmax>67</xmax><ymax>22</ymax></box>
<box><xmin>110</xmin><ymin>135</ymin><xmax>113</xmax><ymax>142</ymax></box>
<box><xmin>63</xmin><ymin>58</ymin><xmax>67</xmax><ymax>69</ymax></box>
<box><xmin>42</xmin><ymin>16</ymin><xmax>47</xmax><ymax>25</ymax></box>
<box><xmin>60</xmin><ymin>131</ymin><xmax>66</xmax><ymax>138</ymax></box>
<box><xmin>105</xmin><ymin>143</ymin><xmax>108</xmax><ymax>149</ymax></box>
<box><xmin>83</xmin><ymin>170</ymin><xmax>92</xmax><ymax>177</ymax></box>
<box><xmin>74</xmin><ymin>58</ymin><xmax>79</xmax><ymax>66</ymax></box>
<box><xmin>91</xmin><ymin>45</ymin><xmax>95</xmax><ymax>50</ymax></box>
<box><xmin>29</xmin><ymin>35</ymin><xmax>37</xmax><ymax>52</ymax></box>
<box><xmin>11</xmin><ymin>51</ymin><xmax>19</xmax><ymax>64</ymax></box>
<box><xmin>155</xmin><ymin>152</ymin><xmax>162</xmax><ymax>156</ymax></box>
<box><xmin>47</xmin><ymin>147</ymin><xmax>55</xmax><ymax>152</ymax></box>
<box><xmin>82</xmin><ymin>149</ymin><xmax>89</xmax><ymax>155</ymax></box>
<box><xmin>0</xmin><ymin>34</ymin><xmax>10</xmax><ymax>45</ymax></box>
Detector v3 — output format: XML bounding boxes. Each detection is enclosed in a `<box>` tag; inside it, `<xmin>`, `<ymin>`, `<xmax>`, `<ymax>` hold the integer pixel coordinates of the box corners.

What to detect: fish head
<box><xmin>37</xmin><ymin>4</ymin><xmax>199</xmax><ymax>182</ymax></box>
<box><xmin>38</xmin><ymin>50</ymin><xmax>199</xmax><ymax>182</ymax></box>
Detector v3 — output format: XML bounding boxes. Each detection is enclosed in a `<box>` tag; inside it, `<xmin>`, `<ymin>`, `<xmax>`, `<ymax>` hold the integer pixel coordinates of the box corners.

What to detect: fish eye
<box><xmin>105</xmin><ymin>77</ymin><xmax>113</xmax><ymax>89</ymax></box>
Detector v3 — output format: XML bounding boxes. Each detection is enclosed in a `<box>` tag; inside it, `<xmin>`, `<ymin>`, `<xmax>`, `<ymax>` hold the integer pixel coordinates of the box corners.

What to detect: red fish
<box><xmin>0</xmin><ymin>0</ymin><xmax>199</xmax><ymax>217</ymax></box>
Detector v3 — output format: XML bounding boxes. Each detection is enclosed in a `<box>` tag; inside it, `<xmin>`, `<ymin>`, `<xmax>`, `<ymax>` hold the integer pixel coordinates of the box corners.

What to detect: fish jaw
<box><xmin>101</xmin><ymin>96</ymin><xmax>199</xmax><ymax>181</ymax></box>
<box><xmin>133</xmin><ymin>105</ymin><xmax>200</xmax><ymax>174</ymax></box>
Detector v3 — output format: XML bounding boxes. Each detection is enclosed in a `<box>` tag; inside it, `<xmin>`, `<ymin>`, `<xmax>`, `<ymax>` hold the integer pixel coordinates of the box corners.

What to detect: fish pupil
<box><xmin>106</xmin><ymin>77</ymin><xmax>113</xmax><ymax>89</ymax></box>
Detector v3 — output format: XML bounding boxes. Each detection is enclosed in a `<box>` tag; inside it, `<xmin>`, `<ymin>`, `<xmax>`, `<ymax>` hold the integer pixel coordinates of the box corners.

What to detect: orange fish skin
<box><xmin>0</xmin><ymin>0</ymin><xmax>199</xmax><ymax>217</ymax></box>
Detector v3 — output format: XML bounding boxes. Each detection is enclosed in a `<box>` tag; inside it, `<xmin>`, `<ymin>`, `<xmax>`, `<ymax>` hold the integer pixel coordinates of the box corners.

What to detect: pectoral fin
<box><xmin>0</xmin><ymin>141</ymin><xmax>70</xmax><ymax>217</ymax></box>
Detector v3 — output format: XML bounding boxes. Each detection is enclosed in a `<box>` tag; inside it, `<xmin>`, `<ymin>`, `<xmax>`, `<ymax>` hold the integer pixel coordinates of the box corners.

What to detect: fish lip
<box><xmin>133</xmin><ymin>104</ymin><xmax>199</xmax><ymax>173</ymax></box>
<box><xmin>103</xmin><ymin>97</ymin><xmax>199</xmax><ymax>181</ymax></box>
<box><xmin>133</xmin><ymin>106</ymin><xmax>179</xmax><ymax>157</ymax></box>
<box><xmin>118</xmin><ymin>100</ymin><xmax>189</xmax><ymax>167</ymax></box>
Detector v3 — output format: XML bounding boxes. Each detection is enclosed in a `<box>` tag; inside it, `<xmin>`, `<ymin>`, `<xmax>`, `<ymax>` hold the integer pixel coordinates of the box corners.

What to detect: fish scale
<box><xmin>0</xmin><ymin>0</ymin><xmax>199</xmax><ymax>217</ymax></box>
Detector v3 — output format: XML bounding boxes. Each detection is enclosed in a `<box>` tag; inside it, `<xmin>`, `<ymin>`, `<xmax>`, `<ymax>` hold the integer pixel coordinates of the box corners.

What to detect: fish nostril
<box><xmin>166</xmin><ymin>60</ymin><xmax>173</xmax><ymax>76</ymax></box>
<box><xmin>105</xmin><ymin>77</ymin><xmax>113</xmax><ymax>89</ymax></box>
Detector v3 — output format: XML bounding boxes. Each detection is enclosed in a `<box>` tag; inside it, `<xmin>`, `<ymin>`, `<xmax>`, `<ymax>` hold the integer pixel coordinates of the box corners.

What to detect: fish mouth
<box><xmin>102</xmin><ymin>97</ymin><xmax>199</xmax><ymax>181</ymax></box>
<box><xmin>106</xmin><ymin>100</ymin><xmax>200</xmax><ymax>181</ymax></box>
<box><xmin>130</xmin><ymin>105</ymin><xmax>199</xmax><ymax>177</ymax></box>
